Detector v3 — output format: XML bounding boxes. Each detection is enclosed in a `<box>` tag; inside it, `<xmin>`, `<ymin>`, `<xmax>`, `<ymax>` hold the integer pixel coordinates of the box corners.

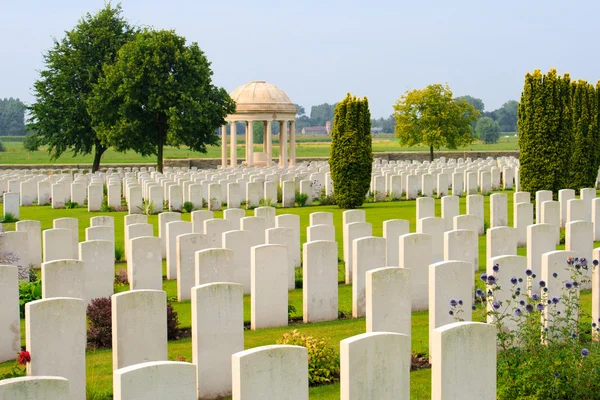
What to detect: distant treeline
<box><xmin>0</xmin><ymin>98</ymin><xmax>27</xmax><ymax>136</ymax></box>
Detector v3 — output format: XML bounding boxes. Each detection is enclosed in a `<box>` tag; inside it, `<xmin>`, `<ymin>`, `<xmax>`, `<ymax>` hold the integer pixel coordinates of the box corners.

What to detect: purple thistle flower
<box><xmin>593</xmin><ymin>260</ymin><xmax>599</xmax><ymax>266</ymax></box>
<box><xmin>480</xmin><ymin>273</ymin><xmax>488</xmax><ymax>282</ymax></box>
<box><xmin>553</xmin><ymin>272</ymin><xmax>558</xmax><ymax>278</ymax></box>
<box><xmin>581</xmin><ymin>348</ymin><xmax>590</xmax><ymax>357</ymax></box>
<box><xmin>487</xmin><ymin>275</ymin><xmax>497</xmax><ymax>284</ymax></box>
<box><xmin>554</xmin><ymin>372</ymin><xmax>560</xmax><ymax>378</ymax></box>
<box><xmin>471</xmin><ymin>305</ymin><xmax>476</xmax><ymax>310</ymax></box>
<box><xmin>525</xmin><ymin>269</ymin><xmax>533</xmax><ymax>276</ymax></box>
<box><xmin>580</xmin><ymin>258</ymin><xmax>588</xmax><ymax>267</ymax></box>
<box><xmin>449</xmin><ymin>310</ymin><xmax>454</xmax><ymax>316</ymax></box>
<box><xmin>573</xmin><ymin>281</ymin><xmax>579</xmax><ymax>288</ymax></box>
<box><xmin>510</xmin><ymin>277</ymin><xmax>518</xmax><ymax>285</ymax></box>
<box><xmin>531</xmin><ymin>293</ymin><xmax>540</xmax><ymax>301</ymax></box>
<box><xmin>458</xmin><ymin>300</ymin><xmax>463</xmax><ymax>306</ymax></box>
<box><xmin>519</xmin><ymin>300</ymin><xmax>526</xmax><ymax>306</ymax></box>
<box><xmin>492</xmin><ymin>264</ymin><xmax>500</xmax><ymax>272</ymax></box>
<box><xmin>525</xmin><ymin>304</ymin><xmax>534</xmax><ymax>313</ymax></box>
<box><xmin>565</xmin><ymin>282</ymin><xmax>573</xmax><ymax>289</ymax></box>
<box><xmin>539</xmin><ymin>280</ymin><xmax>546</xmax><ymax>288</ymax></box>
<box><xmin>536</xmin><ymin>303</ymin><xmax>544</xmax><ymax>311</ymax></box>
<box><xmin>552</xmin><ymin>296</ymin><xmax>559</xmax><ymax>304</ymax></box>
<box><xmin>518</xmin><ymin>277</ymin><xmax>523</xmax><ymax>283</ymax></box>
<box><xmin>476</xmin><ymin>288</ymin><xmax>484</xmax><ymax>298</ymax></box>
<box><xmin>449</xmin><ymin>298</ymin><xmax>458</xmax><ymax>307</ymax></box>
<box><xmin>492</xmin><ymin>301</ymin><xmax>501</xmax><ymax>310</ymax></box>
<box><xmin>514</xmin><ymin>308</ymin><xmax>522</xmax><ymax>316</ymax></box>
<box><xmin>572</xmin><ymin>333</ymin><xmax>577</xmax><ymax>338</ymax></box>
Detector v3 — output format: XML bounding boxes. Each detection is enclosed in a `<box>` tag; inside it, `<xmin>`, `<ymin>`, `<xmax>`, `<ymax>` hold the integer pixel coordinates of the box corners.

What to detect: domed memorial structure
<box><xmin>221</xmin><ymin>81</ymin><xmax>297</xmax><ymax>168</ymax></box>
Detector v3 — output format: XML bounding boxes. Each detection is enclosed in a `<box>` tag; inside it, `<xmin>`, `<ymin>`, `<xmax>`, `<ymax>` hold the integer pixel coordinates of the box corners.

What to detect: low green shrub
<box><xmin>19</xmin><ymin>280</ymin><xmax>42</xmax><ymax>318</ymax></box>
<box><xmin>295</xmin><ymin>191</ymin><xmax>309</xmax><ymax>207</ymax></box>
<box><xmin>114</xmin><ymin>246</ymin><xmax>124</xmax><ymax>262</ymax></box>
<box><xmin>183</xmin><ymin>201</ymin><xmax>194</xmax><ymax>213</ymax></box>
<box><xmin>277</xmin><ymin>330</ymin><xmax>340</xmax><ymax>386</ymax></box>
<box><xmin>2</xmin><ymin>212</ymin><xmax>19</xmax><ymax>223</ymax></box>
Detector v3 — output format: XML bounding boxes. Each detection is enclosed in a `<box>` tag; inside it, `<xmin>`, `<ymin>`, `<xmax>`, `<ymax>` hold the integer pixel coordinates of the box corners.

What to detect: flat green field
<box><xmin>1</xmin><ymin>188</ymin><xmax>581</xmax><ymax>399</ymax></box>
<box><xmin>0</xmin><ymin>135</ymin><xmax>519</xmax><ymax>165</ymax></box>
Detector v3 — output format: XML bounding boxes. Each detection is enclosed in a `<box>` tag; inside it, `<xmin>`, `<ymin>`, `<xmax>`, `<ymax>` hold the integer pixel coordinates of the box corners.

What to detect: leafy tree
<box><xmin>518</xmin><ymin>69</ymin><xmax>573</xmax><ymax>194</ymax></box>
<box><xmin>0</xmin><ymin>98</ymin><xmax>26</xmax><ymax>136</ymax></box>
<box><xmin>90</xmin><ymin>29</ymin><xmax>235</xmax><ymax>172</ymax></box>
<box><xmin>310</xmin><ymin>103</ymin><xmax>336</xmax><ymax>126</ymax></box>
<box><xmin>294</xmin><ymin>104</ymin><xmax>306</xmax><ymax>116</ymax></box>
<box><xmin>393</xmin><ymin>84</ymin><xmax>479</xmax><ymax>161</ymax></box>
<box><xmin>493</xmin><ymin>100</ymin><xmax>519</xmax><ymax>132</ymax></box>
<box><xmin>475</xmin><ymin>117</ymin><xmax>500</xmax><ymax>144</ymax></box>
<box><xmin>253</xmin><ymin>121</ymin><xmax>264</xmax><ymax>145</ymax></box>
<box><xmin>23</xmin><ymin>134</ymin><xmax>40</xmax><ymax>152</ymax></box>
<box><xmin>455</xmin><ymin>95</ymin><xmax>485</xmax><ymax>113</ymax></box>
<box><xmin>28</xmin><ymin>4</ymin><xmax>134</xmax><ymax>172</ymax></box>
<box><xmin>329</xmin><ymin>94</ymin><xmax>372</xmax><ymax>209</ymax></box>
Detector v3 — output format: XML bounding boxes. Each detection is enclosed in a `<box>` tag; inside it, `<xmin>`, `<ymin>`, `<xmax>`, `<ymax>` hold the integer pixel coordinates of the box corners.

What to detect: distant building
<box><xmin>301</xmin><ymin>126</ymin><xmax>329</xmax><ymax>135</ymax></box>
<box><xmin>371</xmin><ymin>127</ymin><xmax>383</xmax><ymax>134</ymax></box>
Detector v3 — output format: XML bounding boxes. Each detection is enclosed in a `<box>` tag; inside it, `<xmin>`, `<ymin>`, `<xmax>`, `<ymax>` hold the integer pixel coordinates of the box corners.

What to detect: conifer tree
<box><xmin>329</xmin><ymin>94</ymin><xmax>373</xmax><ymax>209</ymax></box>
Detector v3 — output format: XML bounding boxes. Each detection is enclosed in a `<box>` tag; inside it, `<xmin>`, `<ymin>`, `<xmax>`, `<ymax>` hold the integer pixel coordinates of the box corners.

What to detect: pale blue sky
<box><xmin>2</xmin><ymin>0</ymin><xmax>600</xmax><ymax>118</ymax></box>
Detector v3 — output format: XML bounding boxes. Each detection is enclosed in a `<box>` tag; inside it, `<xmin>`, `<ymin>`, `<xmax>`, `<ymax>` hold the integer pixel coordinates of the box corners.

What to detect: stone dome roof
<box><xmin>230</xmin><ymin>81</ymin><xmax>296</xmax><ymax>114</ymax></box>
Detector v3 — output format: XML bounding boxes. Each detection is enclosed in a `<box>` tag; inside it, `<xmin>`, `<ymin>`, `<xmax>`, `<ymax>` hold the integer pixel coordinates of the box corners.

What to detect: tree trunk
<box><xmin>429</xmin><ymin>145</ymin><xmax>434</xmax><ymax>162</ymax></box>
<box><xmin>92</xmin><ymin>142</ymin><xmax>106</xmax><ymax>173</ymax></box>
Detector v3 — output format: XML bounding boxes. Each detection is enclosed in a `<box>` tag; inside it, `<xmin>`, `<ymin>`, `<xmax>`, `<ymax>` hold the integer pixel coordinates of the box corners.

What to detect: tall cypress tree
<box><xmin>569</xmin><ymin>80</ymin><xmax>598</xmax><ymax>190</ymax></box>
<box><xmin>518</xmin><ymin>69</ymin><xmax>573</xmax><ymax>195</ymax></box>
<box><xmin>329</xmin><ymin>94</ymin><xmax>373</xmax><ymax>209</ymax></box>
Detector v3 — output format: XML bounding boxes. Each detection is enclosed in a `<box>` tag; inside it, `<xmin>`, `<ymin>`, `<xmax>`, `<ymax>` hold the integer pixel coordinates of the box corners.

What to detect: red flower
<box><xmin>17</xmin><ymin>351</ymin><xmax>31</xmax><ymax>365</ymax></box>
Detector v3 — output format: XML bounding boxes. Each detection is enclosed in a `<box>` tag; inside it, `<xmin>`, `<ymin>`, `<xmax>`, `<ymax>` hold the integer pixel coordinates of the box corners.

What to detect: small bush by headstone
<box><xmin>277</xmin><ymin>329</ymin><xmax>340</xmax><ymax>386</ymax></box>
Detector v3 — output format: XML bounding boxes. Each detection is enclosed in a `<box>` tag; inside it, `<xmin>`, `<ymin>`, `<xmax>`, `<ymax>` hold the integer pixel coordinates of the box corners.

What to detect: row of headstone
<box><xmin>0</xmin><ymin>278</ymin><xmax>497</xmax><ymax>400</ymax></box>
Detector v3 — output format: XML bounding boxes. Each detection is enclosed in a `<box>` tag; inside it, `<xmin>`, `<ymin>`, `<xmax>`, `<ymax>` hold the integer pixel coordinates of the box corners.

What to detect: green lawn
<box><xmin>1</xmin><ymin>187</ymin><xmax>594</xmax><ymax>399</ymax></box>
<box><xmin>0</xmin><ymin>135</ymin><xmax>519</xmax><ymax>165</ymax></box>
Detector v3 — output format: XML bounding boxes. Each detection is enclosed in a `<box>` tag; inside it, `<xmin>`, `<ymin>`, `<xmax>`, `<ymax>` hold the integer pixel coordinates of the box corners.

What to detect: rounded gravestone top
<box><xmin>230</xmin><ymin>81</ymin><xmax>296</xmax><ymax>114</ymax></box>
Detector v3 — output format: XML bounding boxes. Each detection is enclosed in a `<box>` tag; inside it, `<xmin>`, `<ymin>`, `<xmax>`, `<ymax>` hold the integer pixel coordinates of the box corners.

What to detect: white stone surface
<box><xmin>166</xmin><ymin>220</ymin><xmax>192</xmax><ymax>280</ymax></box>
<box><xmin>565</xmin><ymin>220</ymin><xmax>594</xmax><ymax>288</ymax></box>
<box><xmin>307</xmin><ymin>224</ymin><xmax>335</xmax><ymax>242</ymax></box>
<box><xmin>399</xmin><ymin>233</ymin><xmax>432</xmax><ymax>311</ymax></box>
<box><xmin>53</xmin><ymin>218</ymin><xmax>79</xmax><ymax>259</ymax></box>
<box><xmin>223</xmin><ymin>230</ymin><xmax>254</xmax><ymax>294</ymax></box>
<box><xmin>0</xmin><ymin>265</ymin><xmax>19</xmax><ymax>363</ymax></box>
<box><xmin>527</xmin><ymin>223</ymin><xmax>558</xmax><ymax>280</ymax></box>
<box><xmin>535</xmin><ymin>190</ymin><xmax>553</xmax><ymax>223</ymax></box>
<box><xmin>441</xmin><ymin>195</ymin><xmax>459</xmax><ymax>232</ymax></box>
<box><xmin>416</xmin><ymin>197</ymin><xmax>435</xmax><ymax>220</ymax></box>
<box><xmin>128</xmin><ymin>237</ymin><xmax>162</xmax><ymax>291</ymax></box>
<box><xmin>26</xmin><ymin>297</ymin><xmax>86</xmax><ymax>400</ymax></box>
<box><xmin>541</xmin><ymin>200</ymin><xmax>561</xmax><ymax>245</ymax></box>
<box><xmin>191</xmin><ymin>210</ymin><xmax>214</xmax><ymax>233</ymax></box>
<box><xmin>383</xmin><ymin>219</ymin><xmax>409</xmax><ymax>266</ymax></box>
<box><xmin>16</xmin><ymin>220</ymin><xmax>41</xmax><ymax>268</ymax></box>
<box><xmin>79</xmin><ymin>240</ymin><xmax>113</xmax><ymax>304</ymax></box>
<box><xmin>366</xmin><ymin>267</ymin><xmax>411</xmax><ymax>336</ymax></box>
<box><xmin>490</xmin><ymin>193</ymin><xmax>508</xmax><ymax>228</ymax></box>
<box><xmin>158</xmin><ymin>212</ymin><xmax>181</xmax><ymax>259</ymax></box>
<box><xmin>352</xmin><ymin>236</ymin><xmax>386</xmax><ymax>318</ymax></box>
<box><xmin>113</xmin><ymin>361</ymin><xmax>197</xmax><ymax>400</ymax></box>
<box><xmin>112</xmin><ymin>290</ymin><xmax>167</xmax><ymax>371</ymax></box>
<box><xmin>0</xmin><ymin>376</ymin><xmax>70</xmax><ymax>400</ymax></box>
<box><xmin>417</xmin><ymin>217</ymin><xmax>445</xmax><ymax>263</ymax></box>
<box><xmin>486</xmin><ymin>226</ymin><xmax>517</xmax><ymax>261</ymax></box>
<box><xmin>309</xmin><ymin>211</ymin><xmax>333</xmax><ymax>226</ymax></box>
<box><xmin>276</xmin><ymin>214</ymin><xmax>301</xmax><ymax>267</ymax></box>
<box><xmin>429</xmin><ymin>260</ymin><xmax>473</xmax><ymax>354</ymax></box>
<box><xmin>176</xmin><ymin>233</ymin><xmax>209</xmax><ymax>301</ymax></box>
<box><xmin>444</xmin><ymin>229</ymin><xmax>478</xmax><ymax>271</ymax></box>
<box><xmin>340</xmin><ymin>332</ymin><xmax>410</xmax><ymax>400</ymax></box>
<box><xmin>466</xmin><ymin>194</ymin><xmax>484</xmax><ymax>235</ymax></box>
<box><xmin>232</xmin><ymin>345</ymin><xmax>308</xmax><ymax>400</ymax></box>
<box><xmin>195</xmin><ymin>248</ymin><xmax>234</xmax><ymax>285</ymax></box>
<box><xmin>431</xmin><ymin>322</ymin><xmax>496</xmax><ymax>400</ymax></box>
<box><xmin>251</xmin><ymin>244</ymin><xmax>288</xmax><ymax>329</ymax></box>
<box><xmin>514</xmin><ymin>202</ymin><xmax>533</xmax><ymax>247</ymax></box>
<box><xmin>192</xmin><ymin>283</ymin><xmax>244</xmax><ymax>399</ymax></box>
<box><xmin>558</xmin><ymin>189</ymin><xmax>575</xmax><ymax>228</ymax></box>
<box><xmin>41</xmin><ymin>260</ymin><xmax>84</xmax><ymax>300</ymax></box>
<box><xmin>302</xmin><ymin>240</ymin><xmax>338</xmax><ymax>323</ymax></box>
